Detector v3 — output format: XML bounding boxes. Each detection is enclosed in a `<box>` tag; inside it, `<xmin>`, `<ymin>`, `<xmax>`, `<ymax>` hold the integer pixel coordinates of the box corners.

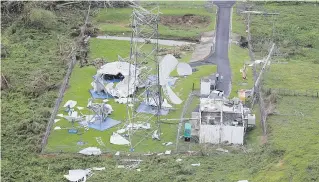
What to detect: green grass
<box><xmin>263</xmin><ymin>61</ymin><xmax>319</xmax><ymax>91</ymax></box>
<box><xmin>93</xmin><ymin>6</ymin><xmax>216</xmax><ymax>40</ymax></box>
<box><xmin>254</xmin><ymin>96</ymin><xmax>319</xmax><ymax>181</ymax></box>
<box><xmin>232</xmin><ymin>5</ymin><xmax>247</xmax><ymax>36</ymax></box>
<box><xmin>229</xmin><ymin>44</ymin><xmax>254</xmax><ymax>98</ymax></box>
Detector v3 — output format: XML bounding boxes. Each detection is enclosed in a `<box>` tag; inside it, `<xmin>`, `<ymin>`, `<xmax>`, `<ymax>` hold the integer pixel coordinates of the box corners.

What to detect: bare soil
<box><xmin>160</xmin><ymin>14</ymin><xmax>210</xmax><ymax>28</ymax></box>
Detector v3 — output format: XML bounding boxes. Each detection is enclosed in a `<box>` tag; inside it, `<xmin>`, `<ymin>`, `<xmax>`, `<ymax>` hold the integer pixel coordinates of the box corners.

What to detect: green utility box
<box><xmin>184</xmin><ymin>123</ymin><xmax>191</xmax><ymax>142</ymax></box>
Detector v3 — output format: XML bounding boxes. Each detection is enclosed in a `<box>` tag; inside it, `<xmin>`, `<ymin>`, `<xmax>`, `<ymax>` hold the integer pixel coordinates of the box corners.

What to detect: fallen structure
<box><xmin>91</xmin><ymin>61</ymin><xmax>140</xmax><ymax>98</ymax></box>
<box><xmin>190</xmin><ymin>90</ymin><xmax>255</xmax><ymax>145</ymax></box>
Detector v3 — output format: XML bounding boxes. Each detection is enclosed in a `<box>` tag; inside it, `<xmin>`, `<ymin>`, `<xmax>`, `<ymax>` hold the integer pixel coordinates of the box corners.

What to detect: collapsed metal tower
<box><xmin>126</xmin><ymin>5</ymin><xmax>162</xmax><ymax>151</ymax></box>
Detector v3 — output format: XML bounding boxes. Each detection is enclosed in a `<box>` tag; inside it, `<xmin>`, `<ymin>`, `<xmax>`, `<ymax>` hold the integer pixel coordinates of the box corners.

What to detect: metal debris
<box><xmin>176</xmin><ymin>158</ymin><xmax>182</xmax><ymax>162</ymax></box>
<box><xmin>216</xmin><ymin>148</ymin><xmax>229</xmax><ymax>153</ymax></box>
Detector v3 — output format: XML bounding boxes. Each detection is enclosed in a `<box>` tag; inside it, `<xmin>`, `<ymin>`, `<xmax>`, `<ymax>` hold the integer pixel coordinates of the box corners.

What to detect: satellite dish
<box><xmin>177</xmin><ymin>63</ymin><xmax>192</xmax><ymax>76</ymax></box>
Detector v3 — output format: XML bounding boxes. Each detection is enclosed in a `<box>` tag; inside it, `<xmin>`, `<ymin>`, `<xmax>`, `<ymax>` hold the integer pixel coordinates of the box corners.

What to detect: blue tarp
<box><xmin>136</xmin><ymin>102</ymin><xmax>170</xmax><ymax>116</ymax></box>
<box><xmin>88</xmin><ymin>117</ymin><xmax>121</xmax><ymax>131</ymax></box>
<box><xmin>89</xmin><ymin>89</ymin><xmax>114</xmax><ymax>99</ymax></box>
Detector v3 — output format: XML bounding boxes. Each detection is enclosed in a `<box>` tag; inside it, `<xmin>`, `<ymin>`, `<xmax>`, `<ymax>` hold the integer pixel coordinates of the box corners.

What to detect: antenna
<box><xmin>126</xmin><ymin>4</ymin><xmax>162</xmax><ymax>151</ymax></box>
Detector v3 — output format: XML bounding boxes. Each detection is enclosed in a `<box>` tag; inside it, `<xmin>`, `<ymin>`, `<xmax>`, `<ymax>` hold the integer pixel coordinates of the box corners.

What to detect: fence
<box><xmin>41</xmin><ymin>55</ymin><xmax>77</xmax><ymax>153</ymax></box>
<box><xmin>264</xmin><ymin>88</ymin><xmax>319</xmax><ymax>98</ymax></box>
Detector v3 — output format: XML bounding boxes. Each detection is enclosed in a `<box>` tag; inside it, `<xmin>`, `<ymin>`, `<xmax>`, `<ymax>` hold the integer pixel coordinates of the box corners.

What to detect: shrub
<box><xmin>28</xmin><ymin>8</ymin><xmax>57</xmax><ymax>29</ymax></box>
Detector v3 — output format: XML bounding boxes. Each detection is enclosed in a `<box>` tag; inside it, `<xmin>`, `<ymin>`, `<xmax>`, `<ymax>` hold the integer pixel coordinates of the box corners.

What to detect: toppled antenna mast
<box><xmin>126</xmin><ymin>4</ymin><xmax>162</xmax><ymax>151</ymax></box>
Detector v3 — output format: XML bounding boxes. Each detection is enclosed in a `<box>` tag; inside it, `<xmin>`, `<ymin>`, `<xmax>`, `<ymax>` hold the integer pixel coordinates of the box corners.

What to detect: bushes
<box><xmin>28</xmin><ymin>8</ymin><xmax>57</xmax><ymax>29</ymax></box>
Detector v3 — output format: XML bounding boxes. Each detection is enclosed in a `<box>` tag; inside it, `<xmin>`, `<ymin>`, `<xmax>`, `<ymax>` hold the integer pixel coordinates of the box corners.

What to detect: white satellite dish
<box><xmin>177</xmin><ymin>62</ymin><xmax>192</xmax><ymax>76</ymax></box>
<box><xmin>163</xmin><ymin>84</ymin><xmax>182</xmax><ymax>105</ymax></box>
<box><xmin>159</xmin><ymin>54</ymin><xmax>178</xmax><ymax>85</ymax></box>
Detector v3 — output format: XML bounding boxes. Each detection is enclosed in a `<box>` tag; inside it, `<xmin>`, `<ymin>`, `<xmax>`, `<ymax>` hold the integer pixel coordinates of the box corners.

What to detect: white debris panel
<box><xmin>177</xmin><ymin>62</ymin><xmax>193</xmax><ymax>76</ymax></box>
<box><xmin>64</xmin><ymin>100</ymin><xmax>77</xmax><ymax>108</ymax></box>
<box><xmin>78</xmin><ymin>147</ymin><xmax>102</xmax><ymax>156</ymax></box>
<box><xmin>159</xmin><ymin>54</ymin><xmax>178</xmax><ymax>85</ymax></box>
<box><xmin>64</xmin><ymin>169</ymin><xmax>92</xmax><ymax>182</ymax></box>
<box><xmin>110</xmin><ymin>133</ymin><xmax>130</xmax><ymax>145</ymax></box>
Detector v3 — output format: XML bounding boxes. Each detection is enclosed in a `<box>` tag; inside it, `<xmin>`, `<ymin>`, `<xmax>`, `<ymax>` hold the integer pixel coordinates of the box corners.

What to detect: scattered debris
<box><xmin>115</xmin><ymin>151</ymin><xmax>120</xmax><ymax>156</ymax></box>
<box><xmin>216</xmin><ymin>148</ymin><xmax>229</xmax><ymax>153</ymax></box>
<box><xmin>162</xmin><ymin>142</ymin><xmax>173</xmax><ymax>146</ymax></box>
<box><xmin>57</xmin><ymin>114</ymin><xmax>64</xmax><ymax>117</ymax></box>
<box><xmin>110</xmin><ymin>133</ymin><xmax>130</xmax><ymax>145</ymax></box>
<box><xmin>63</xmin><ymin>100</ymin><xmax>77</xmax><ymax>108</ymax></box>
<box><xmin>95</xmin><ymin>137</ymin><xmax>105</xmax><ymax>146</ymax></box>
<box><xmin>152</xmin><ymin>130</ymin><xmax>160</xmax><ymax>140</ymax></box>
<box><xmin>116</xmin><ymin>128</ymin><xmax>126</xmax><ymax>134</ymax></box>
<box><xmin>157</xmin><ymin>153</ymin><xmax>164</xmax><ymax>156</ymax></box>
<box><xmin>78</xmin><ymin>147</ymin><xmax>102</xmax><ymax>156</ymax></box>
<box><xmin>176</xmin><ymin>158</ymin><xmax>183</xmax><ymax>162</ymax></box>
<box><xmin>54</xmin><ymin>119</ymin><xmax>60</xmax><ymax>123</ymax></box>
<box><xmin>64</xmin><ymin>168</ymin><xmax>93</xmax><ymax>182</ymax></box>
<box><xmin>115</xmin><ymin>98</ymin><xmax>132</xmax><ymax>104</ymax></box>
<box><xmin>103</xmin><ymin>99</ymin><xmax>109</xmax><ymax>103</ymax></box>
<box><xmin>54</xmin><ymin>126</ymin><xmax>61</xmax><ymax>130</ymax></box>
<box><xmin>165</xmin><ymin>150</ymin><xmax>171</xmax><ymax>155</ymax></box>
<box><xmin>126</xmin><ymin>123</ymin><xmax>151</xmax><ymax>130</ymax></box>
<box><xmin>191</xmin><ymin>163</ymin><xmax>200</xmax><ymax>167</ymax></box>
<box><xmin>143</xmin><ymin>152</ymin><xmax>154</xmax><ymax>156</ymax></box>
<box><xmin>77</xmin><ymin>106</ymin><xmax>84</xmax><ymax>110</ymax></box>
<box><xmin>136</xmin><ymin>168</ymin><xmax>141</xmax><ymax>172</ymax></box>
<box><xmin>92</xmin><ymin>167</ymin><xmax>105</xmax><ymax>171</ymax></box>
<box><xmin>238</xmin><ymin>180</ymin><xmax>248</xmax><ymax>182</ymax></box>
<box><xmin>117</xmin><ymin>165</ymin><xmax>125</xmax><ymax>169</ymax></box>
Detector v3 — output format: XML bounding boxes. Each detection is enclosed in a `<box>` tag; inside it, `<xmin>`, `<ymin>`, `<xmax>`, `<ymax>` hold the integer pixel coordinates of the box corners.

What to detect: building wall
<box><xmin>199</xmin><ymin>125</ymin><xmax>244</xmax><ymax>144</ymax></box>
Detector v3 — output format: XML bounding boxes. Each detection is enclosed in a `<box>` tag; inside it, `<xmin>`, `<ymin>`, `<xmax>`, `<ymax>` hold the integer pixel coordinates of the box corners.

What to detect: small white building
<box><xmin>190</xmin><ymin>91</ymin><xmax>255</xmax><ymax>145</ymax></box>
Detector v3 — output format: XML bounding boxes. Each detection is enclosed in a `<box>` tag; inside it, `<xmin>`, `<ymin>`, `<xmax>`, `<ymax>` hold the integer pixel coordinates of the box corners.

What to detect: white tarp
<box><xmin>177</xmin><ymin>62</ymin><xmax>192</xmax><ymax>76</ymax></box>
<box><xmin>64</xmin><ymin>169</ymin><xmax>91</xmax><ymax>182</ymax></box>
<box><xmin>78</xmin><ymin>147</ymin><xmax>102</xmax><ymax>156</ymax></box>
<box><xmin>64</xmin><ymin>100</ymin><xmax>77</xmax><ymax>108</ymax></box>
<box><xmin>163</xmin><ymin>85</ymin><xmax>182</xmax><ymax>105</ymax></box>
<box><xmin>110</xmin><ymin>133</ymin><xmax>130</xmax><ymax>145</ymax></box>
<box><xmin>95</xmin><ymin>62</ymin><xmax>140</xmax><ymax>98</ymax></box>
<box><xmin>97</xmin><ymin>61</ymin><xmax>137</xmax><ymax>76</ymax></box>
<box><xmin>159</xmin><ymin>54</ymin><xmax>178</xmax><ymax>85</ymax></box>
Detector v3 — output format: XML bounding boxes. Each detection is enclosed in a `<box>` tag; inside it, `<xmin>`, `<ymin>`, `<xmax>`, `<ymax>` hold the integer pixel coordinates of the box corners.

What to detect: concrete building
<box><xmin>190</xmin><ymin>91</ymin><xmax>255</xmax><ymax>145</ymax></box>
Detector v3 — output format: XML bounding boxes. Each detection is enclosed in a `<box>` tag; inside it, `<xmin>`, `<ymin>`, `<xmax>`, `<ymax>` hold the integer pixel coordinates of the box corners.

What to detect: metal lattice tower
<box><xmin>125</xmin><ymin>4</ymin><xmax>162</xmax><ymax>151</ymax></box>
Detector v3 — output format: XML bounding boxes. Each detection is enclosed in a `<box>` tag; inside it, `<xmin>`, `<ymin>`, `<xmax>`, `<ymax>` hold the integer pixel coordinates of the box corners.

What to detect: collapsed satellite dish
<box><xmin>177</xmin><ymin>63</ymin><xmax>192</xmax><ymax>76</ymax></box>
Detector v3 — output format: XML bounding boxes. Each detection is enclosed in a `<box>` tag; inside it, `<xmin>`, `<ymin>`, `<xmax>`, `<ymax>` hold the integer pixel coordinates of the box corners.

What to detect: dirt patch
<box><xmin>160</xmin><ymin>14</ymin><xmax>210</xmax><ymax>28</ymax></box>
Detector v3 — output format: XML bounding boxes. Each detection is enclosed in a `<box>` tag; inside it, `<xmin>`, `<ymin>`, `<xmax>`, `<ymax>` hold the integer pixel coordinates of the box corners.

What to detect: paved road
<box><xmin>190</xmin><ymin>1</ymin><xmax>235</xmax><ymax>97</ymax></box>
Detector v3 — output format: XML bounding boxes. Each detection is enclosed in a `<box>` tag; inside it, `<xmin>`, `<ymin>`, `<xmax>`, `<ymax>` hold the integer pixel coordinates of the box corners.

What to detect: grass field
<box><xmin>93</xmin><ymin>4</ymin><xmax>216</xmax><ymax>41</ymax></box>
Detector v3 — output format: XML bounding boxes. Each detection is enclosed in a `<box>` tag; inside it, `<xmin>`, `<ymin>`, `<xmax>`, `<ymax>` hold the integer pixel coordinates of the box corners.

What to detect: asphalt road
<box><xmin>190</xmin><ymin>1</ymin><xmax>235</xmax><ymax>97</ymax></box>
